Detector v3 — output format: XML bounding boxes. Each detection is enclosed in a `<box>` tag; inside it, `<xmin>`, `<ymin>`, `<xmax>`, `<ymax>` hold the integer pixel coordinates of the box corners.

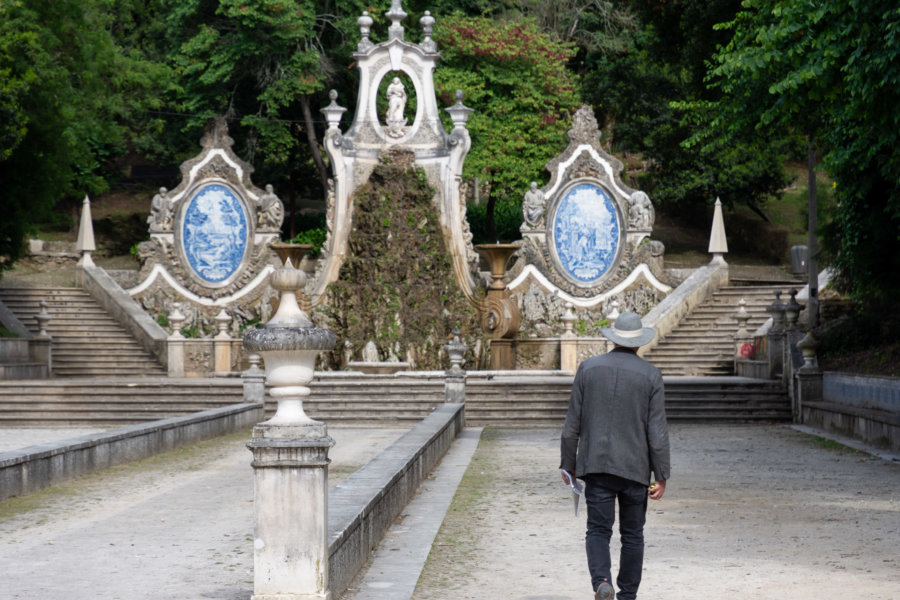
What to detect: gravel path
<box><xmin>412</xmin><ymin>424</ymin><xmax>899</xmax><ymax>600</ymax></box>
<box><xmin>1</xmin><ymin>423</ymin><xmax>897</xmax><ymax>600</ymax></box>
<box><xmin>0</xmin><ymin>427</ymin><xmax>408</xmax><ymax>600</ymax></box>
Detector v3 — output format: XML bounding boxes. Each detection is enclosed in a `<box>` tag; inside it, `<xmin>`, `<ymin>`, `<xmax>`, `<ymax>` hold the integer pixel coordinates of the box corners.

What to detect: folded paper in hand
<box><xmin>559</xmin><ymin>469</ymin><xmax>584</xmax><ymax>516</ymax></box>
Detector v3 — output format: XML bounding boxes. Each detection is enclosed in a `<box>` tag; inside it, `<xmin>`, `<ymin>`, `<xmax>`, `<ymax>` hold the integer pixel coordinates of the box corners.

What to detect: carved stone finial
<box><xmin>357</xmin><ymin>11</ymin><xmax>374</xmax><ymax>52</ymax></box>
<box><xmin>420</xmin><ymin>11</ymin><xmax>437</xmax><ymax>53</ymax></box>
<box><xmin>321</xmin><ymin>89</ymin><xmax>347</xmax><ymax>131</ymax></box>
<box><xmin>445</xmin><ymin>90</ymin><xmax>473</xmax><ymax>130</ymax></box>
<box><xmin>76</xmin><ymin>195</ymin><xmax>96</xmax><ymax>268</ymax></box>
<box><xmin>443</xmin><ymin>328</ymin><xmax>468</xmax><ymax>376</ymax></box>
<box><xmin>386</xmin><ymin>0</ymin><xmax>407</xmax><ymax>41</ymax></box>
<box><xmin>566</xmin><ymin>105</ymin><xmax>601</xmax><ymax>144</ymax></box>
<box><xmin>36</xmin><ymin>301</ymin><xmax>51</xmax><ymax>338</ymax></box>
<box><xmin>200</xmin><ymin>116</ymin><xmax>234</xmax><ymax>149</ymax></box>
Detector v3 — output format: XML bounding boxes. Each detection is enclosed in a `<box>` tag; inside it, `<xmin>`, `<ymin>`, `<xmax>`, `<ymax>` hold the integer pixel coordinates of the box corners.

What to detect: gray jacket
<box><xmin>560</xmin><ymin>347</ymin><xmax>670</xmax><ymax>485</ymax></box>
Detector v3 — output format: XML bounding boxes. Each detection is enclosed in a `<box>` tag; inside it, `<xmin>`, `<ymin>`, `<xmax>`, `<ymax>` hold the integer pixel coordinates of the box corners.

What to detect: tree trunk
<box><xmin>485</xmin><ymin>190</ymin><xmax>496</xmax><ymax>242</ymax></box>
<box><xmin>746</xmin><ymin>200</ymin><xmax>772</xmax><ymax>223</ymax></box>
<box><xmin>300</xmin><ymin>94</ymin><xmax>329</xmax><ymax>194</ymax></box>
<box><xmin>288</xmin><ymin>171</ymin><xmax>297</xmax><ymax>240</ymax></box>
<box><xmin>807</xmin><ymin>136</ymin><xmax>818</xmax><ymax>328</ymax></box>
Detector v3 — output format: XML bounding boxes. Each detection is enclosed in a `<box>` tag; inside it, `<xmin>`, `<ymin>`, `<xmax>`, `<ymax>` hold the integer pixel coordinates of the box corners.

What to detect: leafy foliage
<box><xmin>702</xmin><ymin>1</ymin><xmax>900</xmax><ymax>308</ymax></box>
<box><xmin>584</xmin><ymin>0</ymin><xmax>792</xmax><ymax>218</ymax></box>
<box><xmin>432</xmin><ymin>15</ymin><xmax>580</xmax><ymax>241</ymax></box>
<box><xmin>0</xmin><ymin>0</ymin><xmax>168</xmax><ymax>271</ymax></box>
<box><xmin>169</xmin><ymin>0</ymin><xmax>323</xmax><ymax>159</ymax></box>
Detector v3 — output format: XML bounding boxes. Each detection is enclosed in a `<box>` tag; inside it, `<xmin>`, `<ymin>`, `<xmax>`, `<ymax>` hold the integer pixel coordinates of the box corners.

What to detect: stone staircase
<box><xmin>0</xmin><ymin>287</ymin><xmax>167</xmax><ymax>378</ymax></box>
<box><xmin>643</xmin><ymin>280</ymin><xmax>801</xmax><ymax>376</ymax></box>
<box><xmin>0</xmin><ymin>373</ymin><xmax>791</xmax><ymax>426</ymax></box>
<box><xmin>0</xmin><ymin>378</ymin><xmax>243</xmax><ymax>425</ymax></box>
<box><xmin>464</xmin><ymin>374</ymin><xmax>790</xmax><ymax>424</ymax></box>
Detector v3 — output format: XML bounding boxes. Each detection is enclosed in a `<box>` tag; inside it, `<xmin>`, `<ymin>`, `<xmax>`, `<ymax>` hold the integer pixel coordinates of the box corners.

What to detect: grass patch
<box><xmin>805</xmin><ymin>434</ymin><xmax>874</xmax><ymax>459</ymax></box>
<box><xmin>414</xmin><ymin>427</ymin><xmax>499</xmax><ymax>594</ymax></box>
<box><xmin>771</xmin><ymin>162</ymin><xmax>836</xmax><ymax>248</ymax></box>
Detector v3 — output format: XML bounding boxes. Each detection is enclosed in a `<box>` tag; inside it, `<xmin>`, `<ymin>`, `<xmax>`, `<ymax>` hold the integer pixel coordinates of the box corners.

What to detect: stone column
<box><xmin>32</xmin><ymin>301</ymin><xmax>52</xmax><ymax>375</ymax></box>
<box><xmin>167</xmin><ymin>303</ymin><xmax>186</xmax><ymax>378</ymax></box>
<box><xmin>783</xmin><ymin>289</ymin><xmax>803</xmax><ymax>375</ymax></box>
<box><xmin>765</xmin><ymin>291</ymin><xmax>786</xmax><ymax>379</ymax></box>
<box><xmin>243</xmin><ymin>353</ymin><xmax>266</xmax><ymax>405</ymax></box>
<box><xmin>559</xmin><ymin>304</ymin><xmax>578</xmax><ymax>373</ymax></box>
<box><xmin>244</xmin><ymin>243</ymin><xmax>336</xmax><ymax>600</ymax></box>
<box><xmin>734</xmin><ymin>299</ymin><xmax>752</xmax><ymax>357</ymax></box>
<box><xmin>783</xmin><ymin>289</ymin><xmax>803</xmax><ymax>404</ymax></box>
<box><xmin>443</xmin><ymin>329</ymin><xmax>467</xmax><ymax>405</ymax></box>
<box><xmin>795</xmin><ymin>332</ymin><xmax>823</xmax><ymax>424</ymax></box>
<box><xmin>214</xmin><ymin>308</ymin><xmax>233</xmax><ymax>376</ymax></box>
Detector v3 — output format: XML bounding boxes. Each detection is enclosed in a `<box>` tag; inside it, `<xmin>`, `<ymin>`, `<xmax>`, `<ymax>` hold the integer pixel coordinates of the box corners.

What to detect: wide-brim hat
<box><xmin>600</xmin><ymin>311</ymin><xmax>655</xmax><ymax>348</ymax></box>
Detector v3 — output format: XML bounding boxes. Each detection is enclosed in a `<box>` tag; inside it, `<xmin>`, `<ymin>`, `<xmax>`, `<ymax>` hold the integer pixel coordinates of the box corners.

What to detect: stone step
<box><xmin>643</xmin><ymin>280</ymin><xmax>797</xmax><ymax>376</ymax></box>
<box><xmin>0</xmin><ymin>286</ymin><xmax>166</xmax><ymax>377</ymax></box>
<box><xmin>0</xmin><ymin>375</ymin><xmax>791</xmax><ymax>425</ymax></box>
<box><xmin>649</xmin><ymin>341</ymin><xmax>733</xmax><ymax>350</ymax></box>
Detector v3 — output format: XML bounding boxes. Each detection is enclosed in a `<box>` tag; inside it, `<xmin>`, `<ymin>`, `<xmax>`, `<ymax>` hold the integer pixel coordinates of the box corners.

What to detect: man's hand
<box><xmin>648</xmin><ymin>479</ymin><xmax>666</xmax><ymax>500</ymax></box>
<box><xmin>561</xmin><ymin>470</ymin><xmax>576</xmax><ymax>485</ymax></box>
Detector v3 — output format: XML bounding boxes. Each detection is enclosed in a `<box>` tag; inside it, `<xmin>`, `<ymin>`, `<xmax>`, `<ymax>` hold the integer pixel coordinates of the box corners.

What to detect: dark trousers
<box><xmin>583</xmin><ymin>473</ymin><xmax>648</xmax><ymax>599</ymax></box>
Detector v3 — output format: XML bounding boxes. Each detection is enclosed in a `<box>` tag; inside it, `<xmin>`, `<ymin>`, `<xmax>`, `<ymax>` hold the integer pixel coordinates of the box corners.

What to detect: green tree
<box><xmin>704</xmin><ymin>1</ymin><xmax>900</xmax><ymax>308</ymax></box>
<box><xmin>0</xmin><ymin>0</ymin><xmax>168</xmax><ymax>271</ymax></box>
<box><xmin>584</xmin><ymin>0</ymin><xmax>791</xmax><ymax>220</ymax></box>
<box><xmin>433</xmin><ymin>15</ymin><xmax>580</xmax><ymax>241</ymax></box>
<box><xmin>166</xmin><ymin>0</ymin><xmax>377</xmax><ymax>235</ymax></box>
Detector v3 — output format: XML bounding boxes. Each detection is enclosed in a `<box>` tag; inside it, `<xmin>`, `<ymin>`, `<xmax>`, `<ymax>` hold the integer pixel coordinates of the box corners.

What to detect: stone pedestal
<box><xmin>475</xmin><ymin>244</ymin><xmax>521</xmax><ymax>370</ymax></box>
<box><xmin>794</xmin><ymin>332</ymin><xmax>823</xmax><ymax>424</ymax></box>
<box><xmin>31</xmin><ymin>337</ymin><xmax>52</xmax><ymax>376</ymax></box>
<box><xmin>243</xmin><ymin>353</ymin><xmax>266</xmax><ymax>404</ymax></box>
<box><xmin>443</xmin><ymin>330</ymin><xmax>468</xmax><ymax>404</ymax></box>
<box><xmin>167</xmin><ymin>303</ymin><xmax>186</xmax><ymax>378</ymax></box>
<box><xmin>765</xmin><ymin>292</ymin><xmax>786</xmax><ymax>379</ymax></box>
<box><xmin>243</xmin><ymin>242</ymin><xmax>337</xmax><ymax>599</ymax></box>
<box><xmin>214</xmin><ymin>309</ymin><xmax>233</xmax><ymax>376</ymax></box>
<box><xmin>247</xmin><ymin>423</ymin><xmax>334</xmax><ymax>600</ymax></box>
<box><xmin>559</xmin><ymin>304</ymin><xmax>577</xmax><ymax>373</ymax></box>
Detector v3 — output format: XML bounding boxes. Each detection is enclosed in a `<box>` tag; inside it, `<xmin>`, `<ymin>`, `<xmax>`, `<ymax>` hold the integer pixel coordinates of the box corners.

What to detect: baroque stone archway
<box><xmin>310</xmin><ymin>1</ymin><xmax>478</xmax><ymax>307</ymax></box>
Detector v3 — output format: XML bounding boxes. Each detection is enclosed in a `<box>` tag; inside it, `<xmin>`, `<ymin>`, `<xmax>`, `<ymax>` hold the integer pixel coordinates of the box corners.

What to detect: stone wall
<box><xmin>802</xmin><ymin>373</ymin><xmax>900</xmax><ymax>451</ymax></box>
<box><xmin>327</xmin><ymin>402</ymin><xmax>464</xmax><ymax>598</ymax></box>
<box><xmin>0</xmin><ymin>403</ymin><xmax>262</xmax><ymax>501</ymax></box>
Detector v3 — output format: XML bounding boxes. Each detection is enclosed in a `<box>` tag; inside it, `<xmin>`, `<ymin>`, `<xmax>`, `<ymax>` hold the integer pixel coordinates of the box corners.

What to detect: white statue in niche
<box><xmin>386</xmin><ymin>77</ymin><xmax>408</xmax><ymax>138</ymax></box>
<box><xmin>523</xmin><ymin>181</ymin><xmax>545</xmax><ymax>228</ymax></box>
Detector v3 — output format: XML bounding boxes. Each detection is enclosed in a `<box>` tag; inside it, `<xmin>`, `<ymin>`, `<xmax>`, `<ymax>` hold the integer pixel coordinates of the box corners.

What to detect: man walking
<box><xmin>560</xmin><ymin>312</ymin><xmax>670</xmax><ymax>600</ymax></box>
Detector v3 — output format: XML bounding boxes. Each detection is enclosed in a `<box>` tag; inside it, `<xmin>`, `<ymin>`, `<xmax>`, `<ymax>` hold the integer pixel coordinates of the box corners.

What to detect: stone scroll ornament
<box><xmin>507</xmin><ymin>105</ymin><xmax>670</xmax><ymax>308</ymax></box>
<box><xmin>128</xmin><ymin>117</ymin><xmax>286</xmax><ymax>330</ymax></box>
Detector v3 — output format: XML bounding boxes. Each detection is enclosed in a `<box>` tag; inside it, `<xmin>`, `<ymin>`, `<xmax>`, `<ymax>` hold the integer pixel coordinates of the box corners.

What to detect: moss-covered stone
<box><xmin>319</xmin><ymin>149</ymin><xmax>479</xmax><ymax>370</ymax></box>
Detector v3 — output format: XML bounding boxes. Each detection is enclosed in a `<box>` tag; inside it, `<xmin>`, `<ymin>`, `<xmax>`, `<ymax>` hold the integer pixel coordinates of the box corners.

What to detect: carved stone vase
<box><xmin>475</xmin><ymin>243</ymin><xmax>521</xmax><ymax>369</ymax></box>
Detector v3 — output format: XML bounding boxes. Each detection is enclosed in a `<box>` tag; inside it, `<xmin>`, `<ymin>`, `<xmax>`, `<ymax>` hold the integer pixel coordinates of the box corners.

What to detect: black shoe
<box><xmin>594</xmin><ymin>581</ymin><xmax>614</xmax><ymax>600</ymax></box>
